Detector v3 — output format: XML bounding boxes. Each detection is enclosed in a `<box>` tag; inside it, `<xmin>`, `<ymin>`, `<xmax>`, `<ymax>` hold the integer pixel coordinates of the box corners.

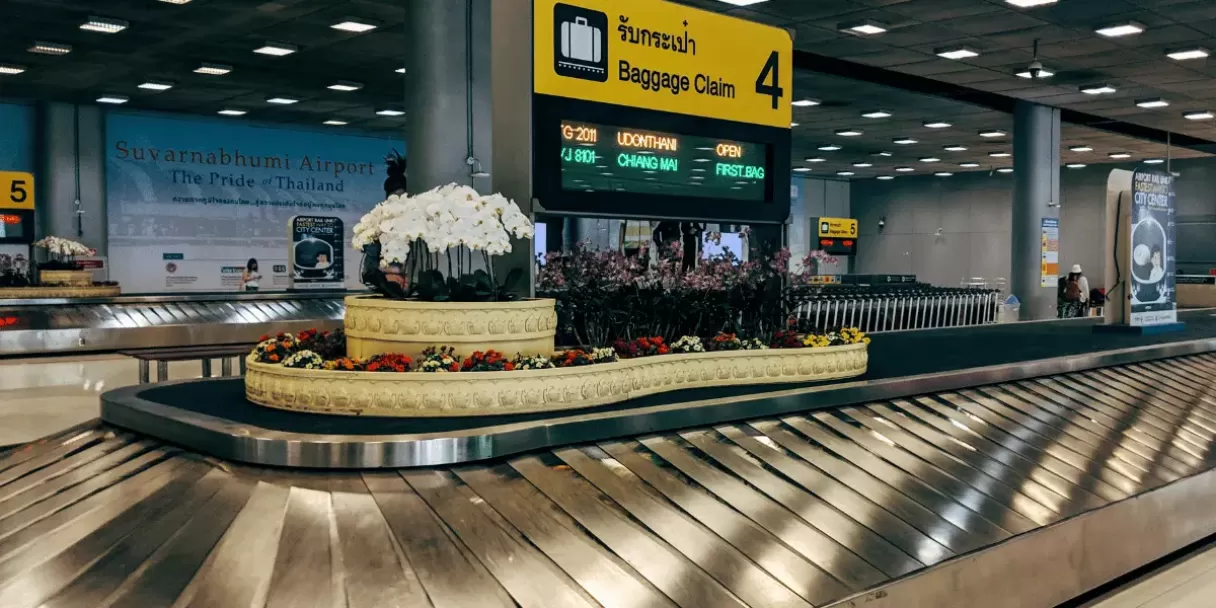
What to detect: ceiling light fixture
<box><xmin>395</xmin><ymin>67</ymin><xmax>406</xmax><ymax>74</ymax></box>
<box><xmin>28</xmin><ymin>42</ymin><xmax>72</xmax><ymax>55</ymax></box>
<box><xmin>924</xmin><ymin>120</ymin><xmax>952</xmax><ymax>129</ymax></box>
<box><xmin>1080</xmin><ymin>83</ymin><xmax>1117</xmax><ymax>95</ymax></box>
<box><xmin>935</xmin><ymin>172</ymin><xmax>954</xmax><ymax>177</ymax></box>
<box><xmin>96</xmin><ymin>95</ymin><xmax>129</xmax><ymax>104</ymax></box>
<box><xmin>895</xmin><ymin>166</ymin><xmax>914</xmax><ymax>172</ymax></box>
<box><xmin>862</xmin><ymin>110</ymin><xmax>892</xmax><ymax>119</ymax></box>
<box><xmin>1069</xmin><ymin>145</ymin><xmax>1093</xmax><ymax>152</ymax></box>
<box><xmin>137</xmin><ymin>80</ymin><xmax>175</xmax><ymax>91</ymax></box>
<box><xmin>376</xmin><ymin>109</ymin><xmax>406</xmax><ymax>116</ymax></box>
<box><xmin>254</xmin><ymin>42</ymin><xmax>298</xmax><ymax>56</ymax></box>
<box><xmin>853</xmin><ymin>162</ymin><xmax>873</xmax><ymax>168</ymax></box>
<box><xmin>979</xmin><ymin>130</ymin><xmax>1006</xmax><ymax>138</ymax></box>
<box><xmin>1184</xmin><ymin>110</ymin><xmax>1214</xmax><ymax>120</ymax></box>
<box><xmin>793</xmin><ymin>167</ymin><xmax>812</xmax><ymax>173</ymax></box>
<box><xmin>195</xmin><ymin>62</ymin><xmax>232</xmax><ymax>75</ymax></box>
<box><xmin>997</xmin><ymin>167</ymin><xmax>1014</xmax><ymax>173</ymax></box>
<box><xmin>0</xmin><ymin>64</ymin><xmax>26</xmax><ymax>75</ymax></box>
<box><xmin>715</xmin><ymin>0</ymin><xmax>770</xmax><ymax>6</ymax></box>
<box><xmin>836</xmin><ymin>171</ymin><xmax>855</xmax><ymax>177</ymax></box>
<box><xmin>331</xmin><ymin>19</ymin><xmax>377</xmax><ymax>33</ymax></box>
<box><xmin>836</xmin><ymin>128</ymin><xmax>863</xmax><ymax>136</ymax></box>
<box><xmin>919</xmin><ymin>157</ymin><xmax>941</xmax><ymax>162</ymax></box>
<box><xmin>806</xmin><ymin>157</ymin><xmax>826</xmax><ymax>163</ymax></box>
<box><xmin>936</xmin><ymin>46</ymin><xmax>980</xmax><ymax>60</ymax></box>
<box><xmin>960</xmin><ymin>162</ymin><xmax>980</xmax><ymax>168</ymax></box>
<box><xmin>989</xmin><ymin>151</ymin><xmax>1011</xmax><ymax>158</ymax></box>
<box><xmin>1096</xmin><ymin>21</ymin><xmax>1144</xmax><ymax>38</ymax></box>
<box><xmin>944</xmin><ymin>145</ymin><xmax>968</xmax><ymax>151</ymax></box>
<box><xmin>217</xmin><ymin>109</ymin><xmax>247</xmax><ymax>116</ymax></box>
<box><xmin>157</xmin><ymin>0</ymin><xmax>193</xmax><ymax>3</ymax></box>
<box><xmin>1167</xmin><ymin>47</ymin><xmax>1209</xmax><ymax>61</ymax></box>
<box><xmin>818</xmin><ymin>144</ymin><xmax>842</xmax><ymax>151</ymax></box>
<box><xmin>839</xmin><ymin>19</ymin><xmax>887</xmax><ymax>35</ymax></box>
<box><xmin>893</xmin><ymin>137</ymin><xmax>918</xmax><ymax>144</ymax></box>
<box><xmin>1136</xmin><ymin>97</ymin><xmax>1170</xmax><ymax>108</ymax></box>
<box><xmin>81</xmin><ymin>16</ymin><xmax>129</xmax><ymax>33</ymax></box>
<box><xmin>1144</xmin><ymin>158</ymin><xmax>1165</xmax><ymax>164</ymax></box>
<box><xmin>877</xmin><ymin>175</ymin><xmax>896</xmax><ymax>180</ymax></box>
<box><xmin>328</xmin><ymin>81</ymin><xmax>363</xmax><ymax>92</ymax></box>
<box><xmin>323</xmin><ymin>120</ymin><xmax>348</xmax><ymax>126</ymax></box>
<box><xmin>874</xmin><ymin>151</ymin><xmax>893</xmax><ymax>157</ymax></box>
<box><xmin>266</xmin><ymin>97</ymin><xmax>299</xmax><ymax>105</ymax></box>
<box><xmin>1109</xmin><ymin>152</ymin><xmax>1131</xmax><ymax>159</ymax></box>
<box><xmin>1005</xmin><ymin>0</ymin><xmax>1057</xmax><ymax>6</ymax></box>
<box><xmin>791</xmin><ymin>98</ymin><xmax>820</xmax><ymax>107</ymax></box>
<box><xmin>1066</xmin><ymin>163</ymin><xmax>1087</xmax><ymax>169</ymax></box>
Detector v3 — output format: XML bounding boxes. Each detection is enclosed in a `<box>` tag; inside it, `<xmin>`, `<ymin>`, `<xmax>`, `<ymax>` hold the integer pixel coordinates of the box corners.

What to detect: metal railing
<box><xmin>791</xmin><ymin>286</ymin><xmax>1001</xmax><ymax>333</ymax></box>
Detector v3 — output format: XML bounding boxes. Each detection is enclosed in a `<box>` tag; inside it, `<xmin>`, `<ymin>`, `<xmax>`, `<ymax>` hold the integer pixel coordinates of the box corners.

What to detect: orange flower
<box><xmin>505</xmin><ymin>362</ymin><xmax>515</xmax><ymax>371</ymax></box>
<box><xmin>268</xmin><ymin>354</ymin><xmax>280</xmax><ymax>362</ymax></box>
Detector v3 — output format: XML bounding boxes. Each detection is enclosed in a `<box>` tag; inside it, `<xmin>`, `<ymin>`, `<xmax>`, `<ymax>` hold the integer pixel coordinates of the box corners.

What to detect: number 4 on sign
<box><xmin>755</xmin><ymin>51</ymin><xmax>783</xmax><ymax>110</ymax></box>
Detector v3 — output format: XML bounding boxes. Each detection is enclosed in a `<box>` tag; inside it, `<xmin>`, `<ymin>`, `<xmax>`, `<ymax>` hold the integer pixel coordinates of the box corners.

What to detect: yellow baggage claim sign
<box><xmin>534</xmin><ymin>0</ymin><xmax>794</xmax><ymax>128</ymax></box>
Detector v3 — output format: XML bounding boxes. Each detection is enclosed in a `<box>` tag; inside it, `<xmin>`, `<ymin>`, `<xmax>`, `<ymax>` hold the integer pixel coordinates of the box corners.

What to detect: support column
<box><xmin>37</xmin><ymin>102</ymin><xmax>106</xmax><ymax>254</ymax></box>
<box><xmin>1011</xmin><ymin>101</ymin><xmax>1061</xmax><ymax>320</ymax></box>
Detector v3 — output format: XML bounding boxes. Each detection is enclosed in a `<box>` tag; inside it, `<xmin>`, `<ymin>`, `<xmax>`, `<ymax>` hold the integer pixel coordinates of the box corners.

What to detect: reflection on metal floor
<box><xmin>3</xmin><ymin>356</ymin><xmax>1216</xmax><ymax>607</ymax></box>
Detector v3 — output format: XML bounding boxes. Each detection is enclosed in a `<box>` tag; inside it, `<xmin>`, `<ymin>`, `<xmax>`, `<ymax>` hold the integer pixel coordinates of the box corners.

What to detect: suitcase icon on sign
<box><xmin>553</xmin><ymin>4</ymin><xmax>608</xmax><ymax>82</ymax></box>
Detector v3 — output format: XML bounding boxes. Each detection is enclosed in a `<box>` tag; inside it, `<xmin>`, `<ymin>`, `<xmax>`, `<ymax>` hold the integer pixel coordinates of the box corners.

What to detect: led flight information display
<box><xmin>560</xmin><ymin>122</ymin><xmax>768</xmax><ymax>202</ymax></box>
<box><xmin>0</xmin><ymin>212</ymin><xmax>30</xmax><ymax>244</ymax></box>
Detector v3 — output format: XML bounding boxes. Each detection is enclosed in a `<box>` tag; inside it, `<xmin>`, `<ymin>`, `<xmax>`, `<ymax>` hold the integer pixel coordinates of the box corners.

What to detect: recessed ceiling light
<box><xmin>895</xmin><ymin>166</ymin><xmax>914</xmax><ymax>172</ymax></box>
<box><xmin>1185</xmin><ymin>110</ymin><xmax>1214</xmax><ymax>120</ymax></box>
<box><xmin>960</xmin><ymin>162</ymin><xmax>980</xmax><ymax>168</ymax></box>
<box><xmin>936</xmin><ymin>46</ymin><xmax>980</xmax><ymax>60</ymax></box>
<box><xmin>806</xmin><ymin>157</ymin><xmax>826</xmax><ymax>163</ymax></box>
<box><xmin>331</xmin><ymin>19</ymin><xmax>377</xmax><ymax>33</ymax></box>
<box><xmin>1136</xmin><ymin>97</ymin><xmax>1169</xmax><ymax>108</ymax></box>
<box><xmin>877</xmin><ymin>175</ymin><xmax>896</xmax><ymax>180</ymax></box>
<box><xmin>924</xmin><ymin>121</ymin><xmax>952</xmax><ymax>129</ymax></box>
<box><xmin>790</xmin><ymin>122</ymin><xmax>800</xmax><ymax>128</ymax></box>
<box><xmin>715</xmin><ymin>0</ymin><xmax>770</xmax><ymax>5</ymax></box>
<box><xmin>1066</xmin><ymin>163</ymin><xmax>1087</xmax><ymax>169</ymax></box>
<box><xmin>793</xmin><ymin>167</ymin><xmax>813</xmax><ymax>173</ymax></box>
<box><xmin>837</xmin><ymin>171</ymin><xmax>855</xmax><ymax>177</ymax></box>
<box><xmin>376</xmin><ymin>109</ymin><xmax>406</xmax><ymax>116</ymax></box>
<box><xmin>979</xmin><ymin>130</ymin><xmax>1006</xmax><ymax>138</ymax></box>
<box><xmin>328</xmin><ymin>81</ymin><xmax>363</xmax><ymax>92</ymax></box>
<box><xmin>138</xmin><ymin>80</ymin><xmax>175</xmax><ymax>91</ymax></box>
<box><xmin>935</xmin><ymin>172</ymin><xmax>954</xmax><ymax>177</ymax></box>
<box><xmin>839</xmin><ymin>19</ymin><xmax>887</xmax><ymax>35</ymax></box>
<box><xmin>395</xmin><ymin>67</ymin><xmax>406</xmax><ymax>74</ymax></box>
<box><xmin>323</xmin><ymin>120</ymin><xmax>348</xmax><ymax>126</ymax></box>
<box><xmin>266</xmin><ymin>97</ymin><xmax>299</xmax><ymax>105</ymax></box>
<box><xmin>944</xmin><ymin>145</ymin><xmax>968</xmax><ymax>152</ymax></box>
<box><xmin>157</xmin><ymin>0</ymin><xmax>193</xmax><ymax>3</ymax></box>
<box><xmin>254</xmin><ymin>42</ymin><xmax>297</xmax><ymax>56</ymax></box>
<box><xmin>862</xmin><ymin>110</ymin><xmax>892</xmax><ymax>119</ymax></box>
<box><xmin>1080</xmin><ymin>83</ymin><xmax>1117</xmax><ymax>95</ymax></box>
<box><xmin>1109</xmin><ymin>152</ymin><xmax>1131</xmax><ymax>159</ymax></box>
<box><xmin>1096</xmin><ymin>22</ymin><xmax>1144</xmax><ymax>38</ymax></box>
<box><xmin>836</xmin><ymin>128</ymin><xmax>863</xmax><ymax>137</ymax></box>
<box><xmin>873</xmin><ymin>151</ymin><xmax>893</xmax><ymax>157</ymax></box>
<box><xmin>81</xmin><ymin>16</ymin><xmax>129</xmax><ymax>34</ymax></box>
<box><xmin>28</xmin><ymin>42</ymin><xmax>72</xmax><ymax>55</ymax></box>
<box><xmin>1167</xmin><ymin>47</ymin><xmax>1209</xmax><ymax>61</ymax></box>
<box><xmin>1144</xmin><ymin>158</ymin><xmax>1166</xmax><ymax>164</ymax></box>
<box><xmin>217</xmin><ymin>109</ymin><xmax>247</xmax><ymax>116</ymax></box>
<box><xmin>1005</xmin><ymin>0</ymin><xmax>1057</xmax><ymax>6</ymax></box>
<box><xmin>989</xmin><ymin>151</ymin><xmax>1011</xmax><ymax>158</ymax></box>
<box><xmin>1016</xmin><ymin>66</ymin><xmax>1054</xmax><ymax>79</ymax></box>
<box><xmin>791</xmin><ymin>98</ymin><xmax>820</xmax><ymax>108</ymax></box>
<box><xmin>0</xmin><ymin>64</ymin><xmax>26</xmax><ymax>75</ymax></box>
<box><xmin>195</xmin><ymin>62</ymin><xmax>233</xmax><ymax>75</ymax></box>
<box><xmin>997</xmin><ymin>167</ymin><xmax>1014</xmax><ymax>173</ymax></box>
<box><xmin>1069</xmin><ymin>145</ymin><xmax>1093</xmax><ymax>152</ymax></box>
<box><xmin>919</xmin><ymin>157</ymin><xmax>941</xmax><ymax>162</ymax></box>
<box><xmin>96</xmin><ymin>95</ymin><xmax>128</xmax><ymax>104</ymax></box>
<box><xmin>893</xmin><ymin>137</ymin><xmax>918</xmax><ymax>145</ymax></box>
<box><xmin>853</xmin><ymin>162</ymin><xmax>873</xmax><ymax>168</ymax></box>
<box><xmin>818</xmin><ymin>144</ymin><xmax>842</xmax><ymax>151</ymax></box>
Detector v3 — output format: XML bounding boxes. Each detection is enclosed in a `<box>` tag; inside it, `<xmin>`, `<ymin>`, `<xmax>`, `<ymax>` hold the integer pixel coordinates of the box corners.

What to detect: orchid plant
<box><xmin>353</xmin><ymin>183</ymin><xmax>534</xmax><ymax>301</ymax></box>
<box><xmin>33</xmin><ymin>236</ymin><xmax>95</xmax><ymax>271</ymax></box>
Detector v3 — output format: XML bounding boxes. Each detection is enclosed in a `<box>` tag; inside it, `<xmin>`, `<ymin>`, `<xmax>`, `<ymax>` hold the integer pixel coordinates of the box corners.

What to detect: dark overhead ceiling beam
<box><xmin>792</xmin><ymin>50</ymin><xmax>1216</xmax><ymax>156</ymax></box>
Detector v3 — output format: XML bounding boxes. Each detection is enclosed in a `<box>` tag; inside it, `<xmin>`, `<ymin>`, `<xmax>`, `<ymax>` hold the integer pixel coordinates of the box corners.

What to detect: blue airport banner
<box><xmin>105</xmin><ymin>111</ymin><xmax>401</xmax><ymax>292</ymax></box>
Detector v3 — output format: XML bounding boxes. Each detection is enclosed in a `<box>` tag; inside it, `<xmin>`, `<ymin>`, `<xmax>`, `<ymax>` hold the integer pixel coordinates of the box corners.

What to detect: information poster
<box><xmin>289</xmin><ymin>216</ymin><xmax>344</xmax><ymax>290</ymax></box>
<box><xmin>105</xmin><ymin>112</ymin><xmax>400</xmax><ymax>293</ymax></box>
<box><xmin>1129</xmin><ymin>169</ymin><xmax>1177</xmax><ymax>326</ymax></box>
<box><xmin>1040</xmin><ymin>217</ymin><xmax>1059</xmax><ymax>288</ymax></box>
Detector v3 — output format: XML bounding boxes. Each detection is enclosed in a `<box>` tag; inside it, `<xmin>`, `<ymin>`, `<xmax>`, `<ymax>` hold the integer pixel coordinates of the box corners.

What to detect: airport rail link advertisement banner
<box><xmin>105</xmin><ymin>111</ymin><xmax>401</xmax><ymax>293</ymax></box>
<box><xmin>1129</xmin><ymin>169</ymin><xmax>1177</xmax><ymax>326</ymax></box>
<box><xmin>289</xmin><ymin>215</ymin><xmax>344</xmax><ymax>290</ymax></box>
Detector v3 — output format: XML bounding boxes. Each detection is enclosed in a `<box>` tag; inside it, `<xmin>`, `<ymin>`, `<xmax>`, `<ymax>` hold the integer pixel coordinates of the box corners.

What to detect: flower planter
<box><xmin>39</xmin><ymin>270</ymin><xmax>93</xmax><ymax>287</ymax></box>
<box><xmin>343</xmin><ymin>295</ymin><xmax>558</xmax><ymax>360</ymax></box>
<box><xmin>245</xmin><ymin>343</ymin><xmax>868</xmax><ymax>417</ymax></box>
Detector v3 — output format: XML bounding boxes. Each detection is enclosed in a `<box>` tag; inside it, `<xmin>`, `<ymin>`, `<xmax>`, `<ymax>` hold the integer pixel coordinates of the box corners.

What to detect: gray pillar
<box><xmin>1011</xmin><ymin>101</ymin><xmax>1061</xmax><ymax>320</ymax></box>
<box><xmin>37</xmin><ymin>102</ymin><xmax>106</xmax><ymax>254</ymax></box>
<box><xmin>490</xmin><ymin>0</ymin><xmax>535</xmax><ymax>292</ymax></box>
<box><xmin>404</xmin><ymin>0</ymin><xmax>493</xmax><ymax>191</ymax></box>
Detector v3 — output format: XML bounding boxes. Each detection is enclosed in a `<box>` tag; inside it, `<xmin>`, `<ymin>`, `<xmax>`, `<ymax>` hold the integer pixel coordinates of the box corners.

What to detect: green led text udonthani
<box><xmin>618</xmin><ymin>153</ymin><xmax>679</xmax><ymax>172</ymax></box>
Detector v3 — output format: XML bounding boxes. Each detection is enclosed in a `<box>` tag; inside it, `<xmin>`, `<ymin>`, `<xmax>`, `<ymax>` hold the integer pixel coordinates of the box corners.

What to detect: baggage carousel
<box><xmin>3</xmin><ymin>317</ymin><xmax>1216</xmax><ymax>607</ymax></box>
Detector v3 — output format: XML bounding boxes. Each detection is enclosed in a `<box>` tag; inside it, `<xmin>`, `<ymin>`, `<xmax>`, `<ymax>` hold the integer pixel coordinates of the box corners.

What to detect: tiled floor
<box><xmin>0</xmin><ymin>355</ymin><xmax>207</xmax><ymax>446</ymax></box>
<box><xmin>1082</xmin><ymin>542</ymin><xmax>1216</xmax><ymax>608</ymax></box>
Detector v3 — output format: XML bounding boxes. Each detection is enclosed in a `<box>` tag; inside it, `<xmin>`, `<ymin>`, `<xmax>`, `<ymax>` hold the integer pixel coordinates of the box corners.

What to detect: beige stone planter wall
<box><xmin>245</xmin><ymin>343</ymin><xmax>868</xmax><ymax>417</ymax></box>
<box><xmin>39</xmin><ymin>270</ymin><xmax>94</xmax><ymax>287</ymax></box>
<box><xmin>343</xmin><ymin>295</ymin><xmax>557</xmax><ymax>360</ymax></box>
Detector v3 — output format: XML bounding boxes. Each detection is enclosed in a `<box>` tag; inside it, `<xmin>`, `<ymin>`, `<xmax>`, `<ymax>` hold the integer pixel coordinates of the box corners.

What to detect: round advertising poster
<box><xmin>1130</xmin><ymin>216</ymin><xmax>1167</xmax><ymax>304</ymax></box>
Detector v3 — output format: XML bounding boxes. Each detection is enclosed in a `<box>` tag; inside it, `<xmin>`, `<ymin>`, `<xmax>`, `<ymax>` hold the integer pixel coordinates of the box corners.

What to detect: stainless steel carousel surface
<box><xmin>3</xmin><ymin>354</ymin><xmax>1216</xmax><ymax>607</ymax></box>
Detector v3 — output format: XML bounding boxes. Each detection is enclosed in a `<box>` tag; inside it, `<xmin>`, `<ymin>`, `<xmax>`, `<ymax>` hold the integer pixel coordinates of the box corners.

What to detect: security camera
<box><xmin>1027</xmin><ymin>60</ymin><xmax>1044</xmax><ymax>79</ymax></box>
<box><xmin>878</xmin><ymin>217</ymin><xmax>886</xmax><ymax>231</ymax></box>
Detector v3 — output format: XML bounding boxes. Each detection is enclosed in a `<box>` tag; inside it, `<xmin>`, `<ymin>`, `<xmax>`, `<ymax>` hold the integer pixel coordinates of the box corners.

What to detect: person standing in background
<box><xmin>1060</xmin><ymin>264</ymin><xmax>1090</xmax><ymax>317</ymax></box>
<box><xmin>241</xmin><ymin>258</ymin><xmax>262</xmax><ymax>292</ymax></box>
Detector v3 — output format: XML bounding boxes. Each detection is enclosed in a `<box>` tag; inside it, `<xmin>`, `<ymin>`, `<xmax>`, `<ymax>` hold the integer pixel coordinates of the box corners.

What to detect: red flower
<box><xmin>504</xmin><ymin>362</ymin><xmax>515</xmax><ymax>371</ymax></box>
<box><xmin>268</xmin><ymin>354</ymin><xmax>279</xmax><ymax>362</ymax></box>
<box><xmin>449</xmin><ymin>362</ymin><xmax>460</xmax><ymax>372</ymax></box>
<box><xmin>658</xmin><ymin>345</ymin><xmax>670</xmax><ymax>354</ymax></box>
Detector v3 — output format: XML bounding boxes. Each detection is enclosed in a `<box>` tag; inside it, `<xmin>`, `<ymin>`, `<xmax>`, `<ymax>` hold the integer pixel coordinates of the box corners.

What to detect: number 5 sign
<box><xmin>0</xmin><ymin>171</ymin><xmax>34</xmax><ymax>211</ymax></box>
